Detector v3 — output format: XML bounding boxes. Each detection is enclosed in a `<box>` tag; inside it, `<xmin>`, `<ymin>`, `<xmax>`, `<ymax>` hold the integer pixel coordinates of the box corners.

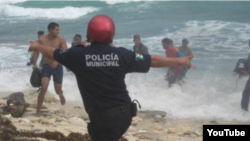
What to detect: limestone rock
<box><xmin>132</xmin><ymin>117</ymin><xmax>143</xmax><ymax>123</ymax></box>
<box><xmin>52</xmin><ymin>123</ymin><xmax>57</xmax><ymax>127</ymax></box>
<box><xmin>128</xmin><ymin>126</ymin><xmax>136</xmax><ymax>131</ymax></box>
<box><xmin>150</xmin><ymin>123</ymin><xmax>164</xmax><ymax>131</ymax></box>
<box><xmin>138</xmin><ymin>110</ymin><xmax>167</xmax><ymax>118</ymax></box>
<box><xmin>168</xmin><ymin>124</ymin><xmax>191</xmax><ymax>135</ymax></box>
<box><xmin>0</xmin><ymin>116</ymin><xmax>12</xmax><ymax>125</ymax></box>
<box><xmin>154</xmin><ymin>117</ymin><xmax>167</xmax><ymax>125</ymax></box>
<box><xmin>40</xmin><ymin>119</ymin><xmax>50</xmax><ymax>125</ymax></box>
<box><xmin>59</xmin><ymin>122</ymin><xmax>69</xmax><ymax>126</ymax></box>
<box><xmin>4</xmin><ymin>114</ymin><xmax>11</xmax><ymax>118</ymax></box>
<box><xmin>33</xmin><ymin>128</ymin><xmax>43</xmax><ymax>132</ymax></box>
<box><xmin>49</xmin><ymin>118</ymin><xmax>56</xmax><ymax>123</ymax></box>
<box><xmin>124</xmin><ymin>135</ymin><xmax>136</xmax><ymax>141</ymax></box>
<box><xmin>54</xmin><ymin>109</ymin><xmax>65</xmax><ymax>115</ymax></box>
<box><xmin>165</xmin><ymin>135</ymin><xmax>181</xmax><ymax>141</ymax></box>
<box><xmin>68</xmin><ymin>117</ymin><xmax>87</xmax><ymax>128</ymax></box>
<box><xmin>30</xmin><ymin>103</ymin><xmax>48</xmax><ymax>109</ymax></box>
<box><xmin>44</xmin><ymin>94</ymin><xmax>59</xmax><ymax>103</ymax></box>
<box><xmin>193</xmin><ymin>131</ymin><xmax>203</xmax><ymax>137</ymax></box>
<box><xmin>79</xmin><ymin>113</ymin><xmax>89</xmax><ymax>120</ymax></box>
<box><xmin>74</xmin><ymin>106</ymin><xmax>82</xmax><ymax>109</ymax></box>
<box><xmin>18</xmin><ymin>118</ymin><xmax>30</xmax><ymax>124</ymax></box>
<box><xmin>136</xmin><ymin>133</ymin><xmax>164</xmax><ymax>140</ymax></box>
<box><xmin>56</xmin><ymin>117</ymin><xmax>68</xmax><ymax>123</ymax></box>
<box><xmin>155</xmin><ymin>114</ymin><xmax>162</xmax><ymax>118</ymax></box>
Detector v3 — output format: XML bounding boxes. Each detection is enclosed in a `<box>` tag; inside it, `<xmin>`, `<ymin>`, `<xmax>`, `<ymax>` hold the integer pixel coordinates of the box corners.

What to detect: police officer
<box><xmin>241</xmin><ymin>39</ymin><xmax>250</xmax><ymax>113</ymax></box>
<box><xmin>28</xmin><ymin>15</ymin><xmax>194</xmax><ymax>141</ymax></box>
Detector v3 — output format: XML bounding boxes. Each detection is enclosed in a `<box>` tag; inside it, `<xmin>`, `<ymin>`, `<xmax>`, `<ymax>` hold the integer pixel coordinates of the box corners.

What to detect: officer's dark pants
<box><xmin>88</xmin><ymin>111</ymin><xmax>132</xmax><ymax>141</ymax></box>
<box><xmin>241</xmin><ymin>78</ymin><xmax>250</xmax><ymax>111</ymax></box>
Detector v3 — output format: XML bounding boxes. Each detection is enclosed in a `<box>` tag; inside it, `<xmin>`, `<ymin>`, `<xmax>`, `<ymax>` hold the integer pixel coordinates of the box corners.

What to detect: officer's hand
<box><xmin>81</xmin><ymin>41</ymin><xmax>89</xmax><ymax>47</ymax></box>
<box><xmin>28</xmin><ymin>41</ymin><xmax>39</xmax><ymax>52</ymax></box>
<box><xmin>242</xmin><ymin>71</ymin><xmax>249</xmax><ymax>76</ymax></box>
<box><xmin>178</xmin><ymin>55</ymin><xmax>195</xmax><ymax>69</ymax></box>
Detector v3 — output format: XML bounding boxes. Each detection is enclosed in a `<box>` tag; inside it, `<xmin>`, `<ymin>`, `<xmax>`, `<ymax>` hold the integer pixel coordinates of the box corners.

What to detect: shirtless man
<box><xmin>33</xmin><ymin>22</ymin><xmax>68</xmax><ymax>117</ymax></box>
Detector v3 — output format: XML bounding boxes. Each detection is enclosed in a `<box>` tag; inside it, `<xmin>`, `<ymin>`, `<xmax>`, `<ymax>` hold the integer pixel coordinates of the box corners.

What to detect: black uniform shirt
<box><xmin>54</xmin><ymin>42</ymin><xmax>151</xmax><ymax>113</ymax></box>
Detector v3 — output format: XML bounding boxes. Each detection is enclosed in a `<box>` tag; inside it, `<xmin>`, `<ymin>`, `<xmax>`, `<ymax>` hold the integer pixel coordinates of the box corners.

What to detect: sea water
<box><xmin>1</xmin><ymin>0</ymin><xmax>250</xmax><ymax>121</ymax></box>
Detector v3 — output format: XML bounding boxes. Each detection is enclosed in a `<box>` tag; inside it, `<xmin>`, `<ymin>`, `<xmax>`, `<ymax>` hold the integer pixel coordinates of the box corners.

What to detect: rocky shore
<box><xmin>0</xmin><ymin>90</ymin><xmax>249</xmax><ymax>141</ymax></box>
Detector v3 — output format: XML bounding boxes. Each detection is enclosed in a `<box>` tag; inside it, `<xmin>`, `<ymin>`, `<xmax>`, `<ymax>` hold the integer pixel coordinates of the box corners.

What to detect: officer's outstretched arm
<box><xmin>150</xmin><ymin>55</ymin><xmax>194</xmax><ymax>68</ymax></box>
<box><xmin>28</xmin><ymin>41</ymin><xmax>56</xmax><ymax>60</ymax></box>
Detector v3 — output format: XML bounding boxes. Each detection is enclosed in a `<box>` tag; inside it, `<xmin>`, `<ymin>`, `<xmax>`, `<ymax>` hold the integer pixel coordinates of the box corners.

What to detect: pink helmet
<box><xmin>87</xmin><ymin>15</ymin><xmax>115</xmax><ymax>42</ymax></box>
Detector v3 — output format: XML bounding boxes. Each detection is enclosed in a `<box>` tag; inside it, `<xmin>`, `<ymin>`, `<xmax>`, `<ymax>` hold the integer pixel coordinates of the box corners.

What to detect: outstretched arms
<box><xmin>151</xmin><ymin>55</ymin><xmax>194</xmax><ymax>68</ymax></box>
<box><xmin>29</xmin><ymin>41</ymin><xmax>56</xmax><ymax>60</ymax></box>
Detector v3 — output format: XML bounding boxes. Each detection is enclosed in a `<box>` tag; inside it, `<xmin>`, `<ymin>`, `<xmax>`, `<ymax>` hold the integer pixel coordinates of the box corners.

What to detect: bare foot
<box><xmin>59</xmin><ymin>94</ymin><xmax>66</xmax><ymax>105</ymax></box>
<box><xmin>32</xmin><ymin>113</ymin><xmax>41</xmax><ymax>117</ymax></box>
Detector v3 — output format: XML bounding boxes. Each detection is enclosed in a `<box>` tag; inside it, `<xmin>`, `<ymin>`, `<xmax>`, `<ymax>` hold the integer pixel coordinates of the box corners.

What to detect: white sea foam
<box><xmin>165</xmin><ymin>20</ymin><xmax>250</xmax><ymax>52</ymax></box>
<box><xmin>100</xmin><ymin>0</ymin><xmax>154</xmax><ymax>5</ymax></box>
<box><xmin>0</xmin><ymin>0</ymin><xmax>29</xmax><ymax>4</ymax></box>
<box><xmin>101</xmin><ymin>0</ymin><xmax>142</xmax><ymax>5</ymax></box>
<box><xmin>0</xmin><ymin>4</ymin><xmax>99</xmax><ymax>19</ymax></box>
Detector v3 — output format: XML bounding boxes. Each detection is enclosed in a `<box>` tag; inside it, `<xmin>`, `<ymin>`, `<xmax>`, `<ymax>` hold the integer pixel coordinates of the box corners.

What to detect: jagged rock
<box><xmin>138</xmin><ymin>110</ymin><xmax>167</xmax><ymax>118</ymax></box>
<box><xmin>124</xmin><ymin>135</ymin><xmax>136</xmax><ymax>141</ymax></box>
<box><xmin>0</xmin><ymin>108</ymin><xmax>3</xmax><ymax>114</ymax></box>
<box><xmin>165</xmin><ymin>135</ymin><xmax>181</xmax><ymax>141</ymax></box>
<box><xmin>0</xmin><ymin>102</ymin><xmax>6</xmax><ymax>106</ymax></box>
<box><xmin>54</xmin><ymin>109</ymin><xmax>65</xmax><ymax>115</ymax></box>
<box><xmin>126</xmin><ymin>131</ymin><xmax>139</xmax><ymax>136</ymax></box>
<box><xmin>154</xmin><ymin>117</ymin><xmax>167</xmax><ymax>125</ymax></box>
<box><xmin>44</xmin><ymin>94</ymin><xmax>59</xmax><ymax>103</ymax></box>
<box><xmin>127</xmin><ymin>126</ymin><xmax>136</xmax><ymax>131</ymax></box>
<box><xmin>155</xmin><ymin>114</ymin><xmax>162</xmax><ymax>118</ymax></box>
<box><xmin>42</xmin><ymin>110</ymin><xmax>54</xmax><ymax>117</ymax></box>
<box><xmin>74</xmin><ymin>106</ymin><xmax>82</xmax><ymax>109</ymax></box>
<box><xmin>4</xmin><ymin>114</ymin><xmax>11</xmax><ymax>118</ymax></box>
<box><xmin>56</xmin><ymin>117</ymin><xmax>68</xmax><ymax>123</ymax></box>
<box><xmin>40</xmin><ymin>119</ymin><xmax>50</xmax><ymax>125</ymax></box>
<box><xmin>49</xmin><ymin>118</ymin><xmax>56</xmax><ymax>123</ymax></box>
<box><xmin>209</xmin><ymin>120</ymin><xmax>218</xmax><ymax>124</ymax></box>
<box><xmin>68</xmin><ymin>117</ymin><xmax>87</xmax><ymax>128</ymax></box>
<box><xmin>59</xmin><ymin>122</ymin><xmax>69</xmax><ymax>126</ymax></box>
<box><xmin>0</xmin><ymin>116</ymin><xmax>12</xmax><ymax>125</ymax></box>
<box><xmin>52</xmin><ymin>123</ymin><xmax>57</xmax><ymax>127</ymax></box>
<box><xmin>193</xmin><ymin>131</ymin><xmax>203</xmax><ymax>137</ymax></box>
<box><xmin>138</xmin><ymin>129</ymin><xmax>147</xmax><ymax>133</ymax></box>
<box><xmin>33</xmin><ymin>128</ymin><xmax>43</xmax><ymax>132</ymax></box>
<box><xmin>79</xmin><ymin>113</ymin><xmax>89</xmax><ymax>120</ymax></box>
<box><xmin>132</xmin><ymin>117</ymin><xmax>143</xmax><ymax>123</ymax></box>
<box><xmin>150</xmin><ymin>123</ymin><xmax>164</xmax><ymax>131</ymax></box>
<box><xmin>136</xmin><ymin>133</ymin><xmax>163</xmax><ymax>140</ymax></box>
<box><xmin>18</xmin><ymin>118</ymin><xmax>30</xmax><ymax>124</ymax></box>
<box><xmin>168</xmin><ymin>124</ymin><xmax>191</xmax><ymax>135</ymax></box>
<box><xmin>30</xmin><ymin>103</ymin><xmax>48</xmax><ymax>109</ymax></box>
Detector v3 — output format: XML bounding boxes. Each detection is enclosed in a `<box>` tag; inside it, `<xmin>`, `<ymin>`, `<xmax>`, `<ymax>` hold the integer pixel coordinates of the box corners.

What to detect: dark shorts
<box><xmin>42</xmin><ymin>64</ymin><xmax>63</xmax><ymax>84</ymax></box>
<box><xmin>166</xmin><ymin>65</ymin><xmax>183</xmax><ymax>84</ymax></box>
<box><xmin>168</xmin><ymin>74</ymin><xmax>178</xmax><ymax>84</ymax></box>
<box><xmin>88</xmin><ymin>111</ymin><xmax>132</xmax><ymax>141</ymax></box>
<box><xmin>241</xmin><ymin>78</ymin><xmax>250</xmax><ymax>111</ymax></box>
